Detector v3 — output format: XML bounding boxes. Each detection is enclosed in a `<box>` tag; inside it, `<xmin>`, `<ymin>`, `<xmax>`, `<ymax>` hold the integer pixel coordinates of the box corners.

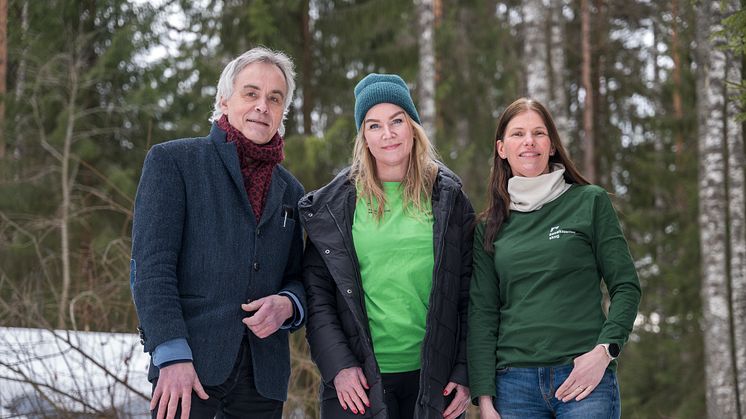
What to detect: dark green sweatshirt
<box><xmin>467</xmin><ymin>184</ymin><xmax>641</xmax><ymax>398</ymax></box>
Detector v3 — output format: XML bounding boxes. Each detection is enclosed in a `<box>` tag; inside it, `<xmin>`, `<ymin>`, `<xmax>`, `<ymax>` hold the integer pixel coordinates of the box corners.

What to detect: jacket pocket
<box><xmin>321</xmin><ymin>382</ymin><xmax>339</xmax><ymax>400</ymax></box>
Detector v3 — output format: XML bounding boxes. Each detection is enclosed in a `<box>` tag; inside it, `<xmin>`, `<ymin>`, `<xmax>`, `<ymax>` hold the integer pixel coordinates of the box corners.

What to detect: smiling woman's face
<box><xmin>219</xmin><ymin>62</ymin><xmax>287</xmax><ymax>144</ymax></box>
<box><xmin>363</xmin><ymin>103</ymin><xmax>414</xmax><ymax>181</ymax></box>
<box><xmin>497</xmin><ymin>110</ymin><xmax>555</xmax><ymax>177</ymax></box>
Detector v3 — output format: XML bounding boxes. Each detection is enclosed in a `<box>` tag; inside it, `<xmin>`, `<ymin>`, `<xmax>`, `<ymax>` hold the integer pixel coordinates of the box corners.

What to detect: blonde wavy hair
<box><xmin>349</xmin><ymin>113</ymin><xmax>439</xmax><ymax>221</ymax></box>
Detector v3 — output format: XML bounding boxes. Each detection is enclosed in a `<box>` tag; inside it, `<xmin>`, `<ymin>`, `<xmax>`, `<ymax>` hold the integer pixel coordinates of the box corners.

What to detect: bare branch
<box><xmin>73</xmin><ymin>184</ymin><xmax>133</xmax><ymax>215</ymax></box>
<box><xmin>49</xmin><ymin>329</ymin><xmax>150</xmax><ymax>400</ymax></box>
<box><xmin>0</xmin><ymin>166</ymin><xmax>56</xmax><ymax>185</ymax></box>
<box><xmin>0</xmin><ymin>370</ymin><xmax>104</xmax><ymax>414</ymax></box>
<box><xmin>78</xmin><ymin>158</ymin><xmax>135</xmax><ymax>206</ymax></box>
<box><xmin>0</xmin><ymin>211</ymin><xmax>54</xmax><ymax>286</ymax></box>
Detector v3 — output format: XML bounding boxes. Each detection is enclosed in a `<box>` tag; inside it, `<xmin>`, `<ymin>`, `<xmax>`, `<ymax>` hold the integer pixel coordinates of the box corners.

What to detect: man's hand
<box><xmin>478</xmin><ymin>395</ymin><xmax>501</xmax><ymax>419</ymax></box>
<box><xmin>241</xmin><ymin>295</ymin><xmax>293</xmax><ymax>338</ymax></box>
<box><xmin>334</xmin><ymin>367</ymin><xmax>370</xmax><ymax>415</ymax></box>
<box><xmin>151</xmin><ymin>362</ymin><xmax>209</xmax><ymax>419</ymax></box>
<box><xmin>443</xmin><ymin>382</ymin><xmax>470</xmax><ymax>419</ymax></box>
<box><xmin>555</xmin><ymin>344</ymin><xmax>611</xmax><ymax>402</ymax></box>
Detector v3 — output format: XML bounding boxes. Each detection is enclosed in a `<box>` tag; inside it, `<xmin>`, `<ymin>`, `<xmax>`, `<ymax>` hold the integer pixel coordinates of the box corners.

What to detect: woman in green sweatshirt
<box><xmin>301</xmin><ymin>73</ymin><xmax>474</xmax><ymax>419</ymax></box>
<box><xmin>467</xmin><ymin>98</ymin><xmax>641</xmax><ymax>419</ymax></box>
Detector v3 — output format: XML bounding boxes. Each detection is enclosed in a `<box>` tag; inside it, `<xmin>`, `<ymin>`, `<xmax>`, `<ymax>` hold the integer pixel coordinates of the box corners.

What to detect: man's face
<box><xmin>220</xmin><ymin>62</ymin><xmax>287</xmax><ymax>145</ymax></box>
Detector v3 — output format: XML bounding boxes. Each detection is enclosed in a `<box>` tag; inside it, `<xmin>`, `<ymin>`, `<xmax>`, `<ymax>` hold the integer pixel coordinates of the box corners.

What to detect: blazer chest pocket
<box><xmin>278</xmin><ymin>205</ymin><xmax>296</xmax><ymax>237</ymax></box>
<box><xmin>280</xmin><ymin>204</ymin><xmax>297</xmax><ymax>227</ymax></box>
<box><xmin>258</xmin><ymin>206</ymin><xmax>298</xmax><ymax>266</ymax></box>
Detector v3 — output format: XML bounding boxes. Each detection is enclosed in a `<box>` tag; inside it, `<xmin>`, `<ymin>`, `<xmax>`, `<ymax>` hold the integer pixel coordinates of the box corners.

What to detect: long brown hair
<box><xmin>480</xmin><ymin>98</ymin><xmax>590</xmax><ymax>252</ymax></box>
<box><xmin>349</xmin><ymin>113</ymin><xmax>438</xmax><ymax>221</ymax></box>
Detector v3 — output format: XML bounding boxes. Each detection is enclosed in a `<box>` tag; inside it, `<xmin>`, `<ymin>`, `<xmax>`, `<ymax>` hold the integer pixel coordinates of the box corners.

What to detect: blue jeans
<box><xmin>494</xmin><ymin>365</ymin><xmax>620</xmax><ymax>419</ymax></box>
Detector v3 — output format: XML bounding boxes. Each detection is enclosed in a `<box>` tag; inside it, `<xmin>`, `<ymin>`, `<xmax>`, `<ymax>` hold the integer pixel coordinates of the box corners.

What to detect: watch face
<box><xmin>609</xmin><ymin>343</ymin><xmax>621</xmax><ymax>358</ymax></box>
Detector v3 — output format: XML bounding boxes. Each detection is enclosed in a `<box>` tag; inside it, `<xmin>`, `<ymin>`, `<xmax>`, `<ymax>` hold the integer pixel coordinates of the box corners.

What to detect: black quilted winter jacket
<box><xmin>299</xmin><ymin>165</ymin><xmax>474</xmax><ymax>418</ymax></box>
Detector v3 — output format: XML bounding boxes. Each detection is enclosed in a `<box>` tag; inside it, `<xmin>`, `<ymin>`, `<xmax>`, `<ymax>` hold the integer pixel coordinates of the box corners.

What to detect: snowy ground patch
<box><xmin>0</xmin><ymin>327</ymin><xmax>151</xmax><ymax>418</ymax></box>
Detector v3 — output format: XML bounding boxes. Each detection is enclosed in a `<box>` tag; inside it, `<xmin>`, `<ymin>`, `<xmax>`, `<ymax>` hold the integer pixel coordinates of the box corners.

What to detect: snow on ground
<box><xmin>0</xmin><ymin>327</ymin><xmax>151</xmax><ymax>418</ymax></box>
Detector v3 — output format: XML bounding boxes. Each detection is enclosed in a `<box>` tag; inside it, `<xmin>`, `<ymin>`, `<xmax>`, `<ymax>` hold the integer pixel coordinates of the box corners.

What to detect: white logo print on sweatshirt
<box><xmin>549</xmin><ymin>225</ymin><xmax>576</xmax><ymax>240</ymax></box>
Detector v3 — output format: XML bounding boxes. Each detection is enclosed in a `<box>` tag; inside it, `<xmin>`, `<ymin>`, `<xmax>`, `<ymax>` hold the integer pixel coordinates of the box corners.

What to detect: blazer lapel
<box><xmin>258</xmin><ymin>167</ymin><xmax>287</xmax><ymax>228</ymax></box>
<box><xmin>210</xmin><ymin>125</ymin><xmax>255</xmax><ymax>221</ymax></box>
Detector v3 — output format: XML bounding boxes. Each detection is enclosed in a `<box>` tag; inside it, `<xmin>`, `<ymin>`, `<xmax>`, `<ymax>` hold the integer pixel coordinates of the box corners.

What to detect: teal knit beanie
<box><xmin>354</xmin><ymin>73</ymin><xmax>421</xmax><ymax>130</ymax></box>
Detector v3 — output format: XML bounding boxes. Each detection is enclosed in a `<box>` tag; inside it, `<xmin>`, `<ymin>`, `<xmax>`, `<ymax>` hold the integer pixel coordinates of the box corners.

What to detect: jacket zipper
<box><xmin>325</xmin><ymin>201</ymin><xmax>380</xmax><ymax>371</ymax></box>
<box><xmin>418</xmin><ymin>187</ymin><xmax>454</xmax><ymax>407</ymax></box>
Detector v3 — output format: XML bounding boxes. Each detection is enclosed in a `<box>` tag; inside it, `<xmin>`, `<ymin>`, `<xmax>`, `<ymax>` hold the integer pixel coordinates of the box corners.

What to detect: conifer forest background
<box><xmin>0</xmin><ymin>0</ymin><xmax>745</xmax><ymax>418</ymax></box>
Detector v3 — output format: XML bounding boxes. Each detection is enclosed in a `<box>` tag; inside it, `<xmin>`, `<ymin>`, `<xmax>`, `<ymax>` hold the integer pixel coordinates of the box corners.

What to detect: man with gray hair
<box><xmin>131</xmin><ymin>46</ymin><xmax>305</xmax><ymax>419</ymax></box>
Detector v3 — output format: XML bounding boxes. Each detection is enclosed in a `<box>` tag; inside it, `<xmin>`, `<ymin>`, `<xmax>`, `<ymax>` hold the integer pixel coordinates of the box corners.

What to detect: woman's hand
<box><xmin>555</xmin><ymin>344</ymin><xmax>611</xmax><ymax>402</ymax></box>
<box><xmin>478</xmin><ymin>395</ymin><xmax>501</xmax><ymax>419</ymax></box>
<box><xmin>333</xmin><ymin>367</ymin><xmax>370</xmax><ymax>415</ymax></box>
<box><xmin>442</xmin><ymin>382</ymin><xmax>470</xmax><ymax>419</ymax></box>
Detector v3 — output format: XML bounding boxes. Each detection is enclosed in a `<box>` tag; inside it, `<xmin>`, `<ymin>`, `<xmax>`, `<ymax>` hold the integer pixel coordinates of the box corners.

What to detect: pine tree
<box><xmin>1</xmin><ymin>0</ymin><xmax>161</xmax><ymax>330</ymax></box>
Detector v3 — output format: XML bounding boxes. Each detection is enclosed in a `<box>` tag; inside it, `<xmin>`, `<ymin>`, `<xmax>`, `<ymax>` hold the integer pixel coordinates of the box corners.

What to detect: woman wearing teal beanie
<box><xmin>300</xmin><ymin>73</ymin><xmax>474</xmax><ymax>418</ymax></box>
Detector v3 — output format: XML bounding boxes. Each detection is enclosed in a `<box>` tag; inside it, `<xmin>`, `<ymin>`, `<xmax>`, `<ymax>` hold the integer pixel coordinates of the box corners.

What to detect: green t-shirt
<box><xmin>352</xmin><ymin>182</ymin><xmax>434</xmax><ymax>373</ymax></box>
<box><xmin>468</xmin><ymin>184</ymin><xmax>641</xmax><ymax>398</ymax></box>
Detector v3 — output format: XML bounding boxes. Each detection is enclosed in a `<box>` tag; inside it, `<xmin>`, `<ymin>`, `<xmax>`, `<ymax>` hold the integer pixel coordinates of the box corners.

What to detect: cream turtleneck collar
<box><xmin>508</xmin><ymin>163</ymin><xmax>571</xmax><ymax>212</ymax></box>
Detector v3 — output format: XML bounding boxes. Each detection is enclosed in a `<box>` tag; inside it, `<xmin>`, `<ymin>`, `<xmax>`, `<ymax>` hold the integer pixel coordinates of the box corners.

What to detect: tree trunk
<box><xmin>549</xmin><ymin>0</ymin><xmax>569</xmax><ymax>141</ymax></box>
<box><xmin>696</xmin><ymin>0</ymin><xmax>744</xmax><ymax>417</ymax></box>
<box><xmin>671</xmin><ymin>0</ymin><xmax>684</xmax><ymax>153</ymax></box>
<box><xmin>0</xmin><ymin>0</ymin><xmax>7</xmax><ymax>159</ymax></box>
<box><xmin>671</xmin><ymin>0</ymin><xmax>686</xmax><ymax>208</ymax></box>
<box><xmin>592</xmin><ymin>0</ymin><xmax>607</xmax><ymax>185</ymax></box>
<box><xmin>522</xmin><ymin>0</ymin><xmax>549</xmax><ymax>102</ymax></box>
<box><xmin>581</xmin><ymin>0</ymin><xmax>595</xmax><ymax>183</ymax></box>
<box><xmin>416</xmin><ymin>0</ymin><xmax>437</xmax><ymax>143</ymax></box>
<box><xmin>14</xmin><ymin>1</ymin><xmax>27</xmax><ymax>102</ymax></box>
<box><xmin>301</xmin><ymin>0</ymin><xmax>313</xmax><ymax>135</ymax></box>
<box><xmin>12</xmin><ymin>1</ymin><xmax>27</xmax><ymax>159</ymax></box>
<box><xmin>58</xmin><ymin>58</ymin><xmax>78</xmax><ymax>329</ymax></box>
<box><xmin>726</xmin><ymin>23</ymin><xmax>746</xmax><ymax>418</ymax></box>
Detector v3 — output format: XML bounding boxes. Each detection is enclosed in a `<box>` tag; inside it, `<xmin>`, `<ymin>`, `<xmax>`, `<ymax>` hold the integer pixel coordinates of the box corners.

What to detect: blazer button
<box><xmin>256</xmin><ymin>227</ymin><xmax>262</xmax><ymax>237</ymax></box>
<box><xmin>346</xmin><ymin>289</ymin><xmax>352</xmax><ymax>295</ymax></box>
<box><xmin>307</xmin><ymin>212</ymin><xmax>313</xmax><ymax>217</ymax></box>
<box><xmin>324</xmin><ymin>249</ymin><xmax>331</xmax><ymax>254</ymax></box>
<box><xmin>253</xmin><ymin>262</ymin><xmax>260</xmax><ymax>271</ymax></box>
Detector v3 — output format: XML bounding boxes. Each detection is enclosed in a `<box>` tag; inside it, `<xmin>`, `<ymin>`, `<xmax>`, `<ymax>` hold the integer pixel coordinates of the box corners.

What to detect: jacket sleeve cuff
<box><xmin>278</xmin><ymin>291</ymin><xmax>304</xmax><ymax>329</ymax></box>
<box><xmin>152</xmin><ymin>338</ymin><xmax>193</xmax><ymax>368</ymax></box>
<box><xmin>448</xmin><ymin>363</ymin><xmax>469</xmax><ymax>387</ymax></box>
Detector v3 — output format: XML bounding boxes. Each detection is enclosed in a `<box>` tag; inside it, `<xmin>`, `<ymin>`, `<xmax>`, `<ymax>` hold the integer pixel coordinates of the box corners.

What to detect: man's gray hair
<box><xmin>211</xmin><ymin>47</ymin><xmax>296</xmax><ymax>136</ymax></box>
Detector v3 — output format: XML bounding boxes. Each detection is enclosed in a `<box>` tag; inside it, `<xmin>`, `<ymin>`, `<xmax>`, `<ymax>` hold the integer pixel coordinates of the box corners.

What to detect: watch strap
<box><xmin>601</xmin><ymin>343</ymin><xmax>619</xmax><ymax>360</ymax></box>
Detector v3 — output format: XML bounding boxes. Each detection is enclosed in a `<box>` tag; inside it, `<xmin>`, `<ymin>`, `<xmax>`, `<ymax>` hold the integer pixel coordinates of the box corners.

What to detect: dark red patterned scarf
<box><xmin>217</xmin><ymin>114</ymin><xmax>284</xmax><ymax>221</ymax></box>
